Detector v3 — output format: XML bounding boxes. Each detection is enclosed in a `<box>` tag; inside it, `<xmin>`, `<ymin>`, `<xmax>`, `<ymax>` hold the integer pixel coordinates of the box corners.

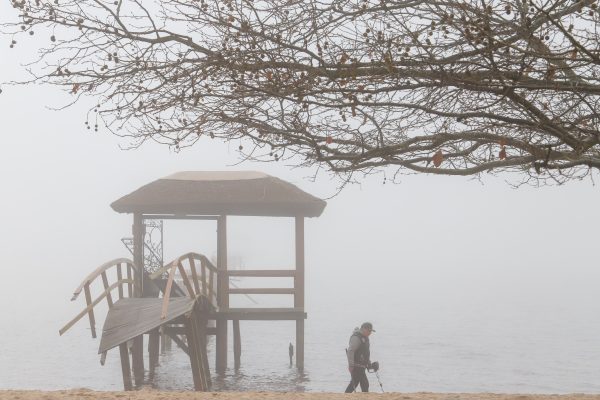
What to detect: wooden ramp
<box><xmin>100</xmin><ymin>296</ymin><xmax>211</xmax><ymax>391</ymax></box>
<box><xmin>99</xmin><ymin>297</ymin><xmax>194</xmax><ymax>354</ymax></box>
<box><xmin>59</xmin><ymin>255</ymin><xmax>215</xmax><ymax>392</ymax></box>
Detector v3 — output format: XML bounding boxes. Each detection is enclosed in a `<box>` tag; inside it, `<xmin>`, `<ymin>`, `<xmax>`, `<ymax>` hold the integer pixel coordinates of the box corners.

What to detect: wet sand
<box><xmin>0</xmin><ymin>391</ymin><xmax>599</xmax><ymax>400</ymax></box>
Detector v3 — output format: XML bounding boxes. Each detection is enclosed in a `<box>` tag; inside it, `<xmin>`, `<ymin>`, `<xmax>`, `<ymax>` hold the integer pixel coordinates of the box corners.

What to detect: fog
<box><xmin>2</xmin><ymin>2</ymin><xmax>600</xmax><ymax>392</ymax></box>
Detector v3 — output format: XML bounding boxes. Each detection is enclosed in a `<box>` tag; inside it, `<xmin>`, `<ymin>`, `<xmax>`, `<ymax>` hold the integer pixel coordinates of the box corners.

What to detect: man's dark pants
<box><xmin>345</xmin><ymin>367</ymin><xmax>369</xmax><ymax>392</ymax></box>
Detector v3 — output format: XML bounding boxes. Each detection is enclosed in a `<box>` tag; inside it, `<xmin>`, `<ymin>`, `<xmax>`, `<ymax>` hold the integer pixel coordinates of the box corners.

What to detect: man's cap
<box><xmin>361</xmin><ymin>322</ymin><xmax>375</xmax><ymax>332</ymax></box>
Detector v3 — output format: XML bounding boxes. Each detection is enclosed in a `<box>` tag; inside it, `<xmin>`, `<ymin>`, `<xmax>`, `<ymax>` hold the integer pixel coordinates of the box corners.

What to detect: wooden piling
<box><xmin>160</xmin><ymin>328</ymin><xmax>168</xmax><ymax>354</ymax></box>
<box><xmin>132</xmin><ymin>213</ymin><xmax>145</xmax><ymax>386</ymax></box>
<box><xmin>233</xmin><ymin>319</ymin><xmax>241</xmax><ymax>369</ymax></box>
<box><xmin>216</xmin><ymin>215</ymin><xmax>228</xmax><ymax>373</ymax></box>
<box><xmin>186</xmin><ymin>307</ymin><xmax>211</xmax><ymax>391</ymax></box>
<box><xmin>194</xmin><ymin>301</ymin><xmax>211</xmax><ymax>389</ymax></box>
<box><xmin>295</xmin><ymin>216</ymin><xmax>305</xmax><ymax>371</ymax></box>
<box><xmin>165</xmin><ymin>332</ymin><xmax>172</xmax><ymax>351</ymax></box>
<box><xmin>149</xmin><ymin>330</ymin><xmax>160</xmax><ymax>377</ymax></box>
<box><xmin>119</xmin><ymin>343</ymin><xmax>133</xmax><ymax>391</ymax></box>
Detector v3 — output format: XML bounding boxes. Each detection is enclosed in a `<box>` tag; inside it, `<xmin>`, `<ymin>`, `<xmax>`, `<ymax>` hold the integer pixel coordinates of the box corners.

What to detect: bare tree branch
<box><xmin>3</xmin><ymin>0</ymin><xmax>600</xmax><ymax>184</ymax></box>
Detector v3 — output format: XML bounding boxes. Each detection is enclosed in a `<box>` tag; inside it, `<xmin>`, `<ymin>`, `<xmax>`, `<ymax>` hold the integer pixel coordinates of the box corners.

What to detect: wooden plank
<box><xmin>228</xmin><ymin>288</ymin><xmax>296</xmax><ymax>295</ymax></box>
<box><xmin>226</xmin><ymin>270</ymin><xmax>296</xmax><ymax>277</ymax></box>
<box><xmin>101</xmin><ymin>271</ymin><xmax>114</xmax><ymax>308</ymax></box>
<box><xmin>295</xmin><ymin>216</ymin><xmax>305</xmax><ymax>371</ymax></box>
<box><xmin>233</xmin><ymin>319</ymin><xmax>241</xmax><ymax>369</ymax></box>
<box><xmin>216</xmin><ymin>307</ymin><xmax>305</xmax><ymax>313</ymax></box>
<box><xmin>83</xmin><ymin>283</ymin><xmax>96</xmax><ymax>338</ymax></box>
<box><xmin>117</xmin><ymin>263</ymin><xmax>124</xmax><ymax>299</ymax></box>
<box><xmin>211</xmin><ymin>308</ymin><xmax>307</xmax><ymax>321</ymax></box>
<box><xmin>189</xmin><ymin>256</ymin><xmax>201</xmax><ymax>296</ymax></box>
<box><xmin>119</xmin><ymin>343</ymin><xmax>133</xmax><ymax>391</ymax></box>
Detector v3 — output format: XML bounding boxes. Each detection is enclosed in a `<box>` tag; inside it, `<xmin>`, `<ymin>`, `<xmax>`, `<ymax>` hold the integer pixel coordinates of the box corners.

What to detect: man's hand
<box><xmin>348</xmin><ymin>366</ymin><xmax>354</xmax><ymax>373</ymax></box>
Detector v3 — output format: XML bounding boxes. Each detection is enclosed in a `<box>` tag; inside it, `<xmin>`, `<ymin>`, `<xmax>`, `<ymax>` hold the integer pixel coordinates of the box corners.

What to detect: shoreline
<box><xmin>1</xmin><ymin>391</ymin><xmax>600</xmax><ymax>400</ymax></box>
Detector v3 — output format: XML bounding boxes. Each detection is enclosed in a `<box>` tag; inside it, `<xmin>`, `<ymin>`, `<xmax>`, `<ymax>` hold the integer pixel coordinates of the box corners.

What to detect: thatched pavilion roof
<box><xmin>111</xmin><ymin>171</ymin><xmax>326</xmax><ymax>217</ymax></box>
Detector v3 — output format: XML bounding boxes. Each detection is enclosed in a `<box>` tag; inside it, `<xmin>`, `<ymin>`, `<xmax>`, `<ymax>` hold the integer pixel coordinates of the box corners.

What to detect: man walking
<box><xmin>345</xmin><ymin>322</ymin><xmax>375</xmax><ymax>393</ymax></box>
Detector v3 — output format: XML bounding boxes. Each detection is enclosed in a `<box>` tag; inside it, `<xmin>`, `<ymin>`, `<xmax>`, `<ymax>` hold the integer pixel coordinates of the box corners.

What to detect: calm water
<box><xmin>2</xmin><ymin>264</ymin><xmax>600</xmax><ymax>393</ymax></box>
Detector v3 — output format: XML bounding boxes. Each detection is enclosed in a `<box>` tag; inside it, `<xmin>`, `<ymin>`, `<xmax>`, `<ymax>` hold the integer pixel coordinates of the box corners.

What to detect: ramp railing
<box><xmin>59</xmin><ymin>258</ymin><xmax>136</xmax><ymax>338</ymax></box>
<box><xmin>149</xmin><ymin>252</ymin><xmax>218</xmax><ymax>320</ymax></box>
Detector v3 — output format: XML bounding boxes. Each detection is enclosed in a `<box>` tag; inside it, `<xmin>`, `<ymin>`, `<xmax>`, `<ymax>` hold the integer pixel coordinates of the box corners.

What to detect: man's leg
<box><xmin>358</xmin><ymin>368</ymin><xmax>369</xmax><ymax>392</ymax></box>
<box><xmin>344</xmin><ymin>369</ymin><xmax>359</xmax><ymax>393</ymax></box>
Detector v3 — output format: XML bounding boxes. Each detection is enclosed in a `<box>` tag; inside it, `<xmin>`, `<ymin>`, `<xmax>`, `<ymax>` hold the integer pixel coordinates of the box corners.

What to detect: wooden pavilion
<box><xmin>60</xmin><ymin>171</ymin><xmax>326</xmax><ymax>390</ymax></box>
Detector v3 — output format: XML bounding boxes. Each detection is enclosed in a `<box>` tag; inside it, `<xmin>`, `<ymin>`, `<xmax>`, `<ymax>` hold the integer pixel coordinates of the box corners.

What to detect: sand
<box><xmin>0</xmin><ymin>391</ymin><xmax>599</xmax><ymax>400</ymax></box>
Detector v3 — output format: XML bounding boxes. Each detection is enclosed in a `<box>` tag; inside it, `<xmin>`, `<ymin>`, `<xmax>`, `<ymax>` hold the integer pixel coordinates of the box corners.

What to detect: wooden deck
<box><xmin>60</xmin><ymin>250</ymin><xmax>307</xmax><ymax>392</ymax></box>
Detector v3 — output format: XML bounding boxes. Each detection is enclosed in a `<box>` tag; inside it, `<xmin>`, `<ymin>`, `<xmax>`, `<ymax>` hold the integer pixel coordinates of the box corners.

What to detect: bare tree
<box><xmin>3</xmin><ymin>0</ymin><xmax>600</xmax><ymax>183</ymax></box>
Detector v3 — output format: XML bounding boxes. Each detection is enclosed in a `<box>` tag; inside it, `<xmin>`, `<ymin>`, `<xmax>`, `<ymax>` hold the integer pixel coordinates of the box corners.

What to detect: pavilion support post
<box><xmin>233</xmin><ymin>319</ymin><xmax>241</xmax><ymax>369</ymax></box>
<box><xmin>133</xmin><ymin>213</ymin><xmax>144</xmax><ymax>297</ymax></box>
<box><xmin>294</xmin><ymin>216</ymin><xmax>305</xmax><ymax>371</ymax></box>
<box><xmin>119</xmin><ymin>343</ymin><xmax>133</xmax><ymax>391</ymax></box>
<box><xmin>132</xmin><ymin>213</ymin><xmax>145</xmax><ymax>386</ymax></box>
<box><xmin>216</xmin><ymin>215</ymin><xmax>229</xmax><ymax>373</ymax></box>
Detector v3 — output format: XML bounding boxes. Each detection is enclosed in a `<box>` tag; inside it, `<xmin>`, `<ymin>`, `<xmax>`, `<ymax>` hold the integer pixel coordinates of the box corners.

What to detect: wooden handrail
<box><xmin>226</xmin><ymin>269</ymin><xmax>296</xmax><ymax>277</ymax></box>
<box><xmin>152</xmin><ymin>252</ymin><xmax>218</xmax><ymax>310</ymax></box>
<box><xmin>150</xmin><ymin>252</ymin><xmax>217</xmax><ymax>279</ymax></box>
<box><xmin>161</xmin><ymin>261</ymin><xmax>179</xmax><ymax>320</ymax></box>
<box><xmin>71</xmin><ymin>258</ymin><xmax>135</xmax><ymax>301</ymax></box>
<box><xmin>229</xmin><ymin>288</ymin><xmax>296</xmax><ymax>295</ymax></box>
<box><xmin>60</xmin><ymin>278</ymin><xmax>134</xmax><ymax>335</ymax></box>
<box><xmin>61</xmin><ymin>258</ymin><xmax>136</xmax><ymax>338</ymax></box>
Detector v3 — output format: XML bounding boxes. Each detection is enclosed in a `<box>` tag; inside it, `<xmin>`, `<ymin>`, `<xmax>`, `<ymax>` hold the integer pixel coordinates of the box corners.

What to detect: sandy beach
<box><xmin>0</xmin><ymin>391</ymin><xmax>599</xmax><ymax>400</ymax></box>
